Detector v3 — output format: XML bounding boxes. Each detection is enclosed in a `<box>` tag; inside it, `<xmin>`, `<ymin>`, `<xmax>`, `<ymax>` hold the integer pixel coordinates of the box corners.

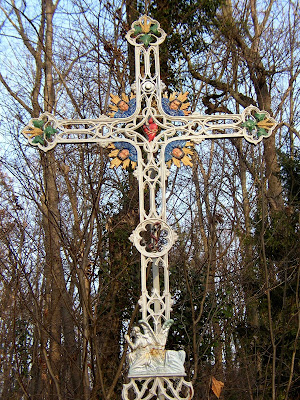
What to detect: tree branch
<box><xmin>182</xmin><ymin>46</ymin><xmax>256</xmax><ymax>108</ymax></box>
<box><xmin>0</xmin><ymin>72</ymin><xmax>33</xmax><ymax>115</ymax></box>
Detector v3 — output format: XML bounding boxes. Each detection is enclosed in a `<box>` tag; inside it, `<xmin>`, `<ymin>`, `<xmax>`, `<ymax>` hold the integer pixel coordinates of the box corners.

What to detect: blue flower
<box><xmin>165</xmin><ymin>140</ymin><xmax>188</xmax><ymax>161</ymax></box>
<box><xmin>114</xmin><ymin>142</ymin><xmax>138</xmax><ymax>162</ymax></box>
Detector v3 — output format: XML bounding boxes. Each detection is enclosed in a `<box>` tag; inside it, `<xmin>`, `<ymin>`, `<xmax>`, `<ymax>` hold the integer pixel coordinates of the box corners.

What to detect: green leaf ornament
<box><xmin>140</xmin><ymin>34</ymin><xmax>152</xmax><ymax>47</ymax></box>
<box><xmin>257</xmin><ymin>128</ymin><xmax>268</xmax><ymax>137</ymax></box>
<box><xmin>44</xmin><ymin>126</ymin><xmax>57</xmax><ymax>138</ymax></box>
<box><xmin>32</xmin><ymin>135</ymin><xmax>45</xmax><ymax>144</ymax></box>
<box><xmin>33</xmin><ymin>120</ymin><xmax>45</xmax><ymax>129</ymax></box>
<box><xmin>254</xmin><ymin>112</ymin><xmax>266</xmax><ymax>122</ymax></box>
<box><xmin>133</xmin><ymin>24</ymin><xmax>142</xmax><ymax>35</ymax></box>
<box><xmin>242</xmin><ymin>119</ymin><xmax>257</xmax><ymax>131</ymax></box>
<box><xmin>150</xmin><ymin>24</ymin><xmax>159</xmax><ymax>35</ymax></box>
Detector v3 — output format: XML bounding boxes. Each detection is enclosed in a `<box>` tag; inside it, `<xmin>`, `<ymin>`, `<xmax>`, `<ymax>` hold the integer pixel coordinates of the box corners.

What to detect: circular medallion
<box><xmin>130</xmin><ymin>219</ymin><xmax>177</xmax><ymax>257</ymax></box>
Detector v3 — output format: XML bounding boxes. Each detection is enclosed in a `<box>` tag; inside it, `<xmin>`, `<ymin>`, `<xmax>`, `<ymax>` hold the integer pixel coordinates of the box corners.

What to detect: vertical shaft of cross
<box><xmin>152</xmin><ymin>260</ymin><xmax>161</xmax><ymax>330</ymax></box>
<box><xmin>149</xmin><ymin>166</ymin><xmax>162</xmax><ymax>331</ymax></box>
<box><xmin>131</xmin><ymin>24</ymin><xmax>169</xmax><ymax>332</ymax></box>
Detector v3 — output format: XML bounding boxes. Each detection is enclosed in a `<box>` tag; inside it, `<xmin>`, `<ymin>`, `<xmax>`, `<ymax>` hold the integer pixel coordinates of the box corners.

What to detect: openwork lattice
<box><xmin>122</xmin><ymin>377</ymin><xmax>194</xmax><ymax>400</ymax></box>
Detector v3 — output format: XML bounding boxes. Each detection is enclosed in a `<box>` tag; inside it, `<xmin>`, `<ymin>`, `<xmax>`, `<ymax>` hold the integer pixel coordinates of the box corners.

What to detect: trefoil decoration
<box><xmin>132</xmin><ymin>15</ymin><xmax>161</xmax><ymax>47</ymax></box>
<box><xmin>242</xmin><ymin>111</ymin><xmax>276</xmax><ymax>138</ymax></box>
<box><xmin>23</xmin><ymin>117</ymin><xmax>57</xmax><ymax>146</ymax></box>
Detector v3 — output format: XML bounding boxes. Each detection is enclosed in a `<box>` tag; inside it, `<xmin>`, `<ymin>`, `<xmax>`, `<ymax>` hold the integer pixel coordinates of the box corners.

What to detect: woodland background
<box><xmin>0</xmin><ymin>0</ymin><xmax>299</xmax><ymax>399</ymax></box>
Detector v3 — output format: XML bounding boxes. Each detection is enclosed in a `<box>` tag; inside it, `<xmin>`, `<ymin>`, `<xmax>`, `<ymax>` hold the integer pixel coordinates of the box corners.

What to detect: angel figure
<box><xmin>162</xmin><ymin>92</ymin><xmax>191</xmax><ymax>116</ymax></box>
<box><xmin>107</xmin><ymin>142</ymin><xmax>137</xmax><ymax>170</ymax></box>
<box><xmin>108</xmin><ymin>92</ymin><xmax>136</xmax><ymax>118</ymax></box>
<box><xmin>165</xmin><ymin>140</ymin><xmax>194</xmax><ymax>168</ymax></box>
<box><xmin>125</xmin><ymin>322</ymin><xmax>157</xmax><ymax>371</ymax></box>
<box><xmin>125</xmin><ymin>319</ymin><xmax>186</xmax><ymax>377</ymax></box>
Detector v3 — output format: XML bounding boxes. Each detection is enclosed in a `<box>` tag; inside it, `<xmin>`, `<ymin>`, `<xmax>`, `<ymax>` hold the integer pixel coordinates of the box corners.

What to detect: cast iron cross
<box><xmin>22</xmin><ymin>15</ymin><xmax>276</xmax><ymax>400</ymax></box>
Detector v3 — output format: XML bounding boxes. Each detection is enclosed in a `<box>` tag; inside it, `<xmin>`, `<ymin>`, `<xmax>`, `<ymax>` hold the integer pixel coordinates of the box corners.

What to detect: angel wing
<box><xmin>138</xmin><ymin>319</ymin><xmax>158</xmax><ymax>345</ymax></box>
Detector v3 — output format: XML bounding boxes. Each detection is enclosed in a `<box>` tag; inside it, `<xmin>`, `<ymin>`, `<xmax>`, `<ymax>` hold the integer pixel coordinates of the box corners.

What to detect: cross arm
<box><xmin>157</xmin><ymin>105</ymin><xmax>277</xmax><ymax>146</ymax></box>
<box><xmin>21</xmin><ymin>105</ymin><xmax>277</xmax><ymax>153</ymax></box>
<box><xmin>21</xmin><ymin>112</ymin><xmax>143</xmax><ymax>152</ymax></box>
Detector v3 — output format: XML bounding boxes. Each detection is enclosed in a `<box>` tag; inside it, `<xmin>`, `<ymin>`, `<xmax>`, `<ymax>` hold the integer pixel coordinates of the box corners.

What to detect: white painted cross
<box><xmin>22</xmin><ymin>15</ymin><xmax>276</xmax><ymax>400</ymax></box>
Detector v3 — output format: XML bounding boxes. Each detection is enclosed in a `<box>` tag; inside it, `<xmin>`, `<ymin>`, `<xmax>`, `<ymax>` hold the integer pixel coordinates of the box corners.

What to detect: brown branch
<box><xmin>42</xmin><ymin>347</ymin><xmax>63</xmax><ymax>400</ymax></box>
<box><xmin>274</xmin><ymin>68</ymin><xmax>300</xmax><ymax>118</ymax></box>
<box><xmin>52</xmin><ymin>63</ymin><xmax>85</xmax><ymax>118</ymax></box>
<box><xmin>182</xmin><ymin>48</ymin><xmax>256</xmax><ymax>108</ymax></box>
<box><xmin>260</xmin><ymin>164</ymin><xmax>277</xmax><ymax>400</ymax></box>
<box><xmin>0</xmin><ymin>72</ymin><xmax>33</xmax><ymax>115</ymax></box>
<box><xmin>281</xmin><ymin>122</ymin><xmax>300</xmax><ymax>140</ymax></box>
<box><xmin>8</xmin><ymin>0</ymin><xmax>38</xmax><ymax>59</ymax></box>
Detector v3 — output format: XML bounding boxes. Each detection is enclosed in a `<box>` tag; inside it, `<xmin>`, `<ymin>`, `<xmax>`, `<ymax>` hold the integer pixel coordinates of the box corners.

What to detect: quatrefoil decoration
<box><xmin>129</xmin><ymin>219</ymin><xmax>178</xmax><ymax>257</ymax></box>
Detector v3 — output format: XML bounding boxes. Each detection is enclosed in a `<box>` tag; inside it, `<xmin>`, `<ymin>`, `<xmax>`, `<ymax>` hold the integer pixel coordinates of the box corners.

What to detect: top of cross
<box><xmin>126</xmin><ymin>15</ymin><xmax>167</xmax><ymax>47</ymax></box>
<box><xmin>21</xmin><ymin>15</ymin><xmax>277</xmax><ymax>158</ymax></box>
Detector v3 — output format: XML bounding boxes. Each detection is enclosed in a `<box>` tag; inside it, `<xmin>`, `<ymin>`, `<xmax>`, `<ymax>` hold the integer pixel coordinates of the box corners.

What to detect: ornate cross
<box><xmin>22</xmin><ymin>15</ymin><xmax>276</xmax><ymax>400</ymax></box>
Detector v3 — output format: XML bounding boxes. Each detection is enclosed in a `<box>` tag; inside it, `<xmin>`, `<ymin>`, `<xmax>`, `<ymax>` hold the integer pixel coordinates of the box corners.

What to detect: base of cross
<box><xmin>122</xmin><ymin>376</ymin><xmax>194</xmax><ymax>400</ymax></box>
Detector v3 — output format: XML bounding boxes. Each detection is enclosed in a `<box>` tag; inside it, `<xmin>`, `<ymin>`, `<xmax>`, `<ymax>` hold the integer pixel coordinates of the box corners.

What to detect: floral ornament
<box><xmin>242</xmin><ymin>112</ymin><xmax>276</xmax><ymax>138</ymax></box>
<box><xmin>165</xmin><ymin>140</ymin><xmax>194</xmax><ymax>168</ymax></box>
<box><xmin>108</xmin><ymin>142</ymin><xmax>137</xmax><ymax>170</ymax></box>
<box><xmin>162</xmin><ymin>92</ymin><xmax>191</xmax><ymax>116</ymax></box>
<box><xmin>132</xmin><ymin>15</ymin><xmax>161</xmax><ymax>47</ymax></box>
<box><xmin>108</xmin><ymin>92</ymin><xmax>136</xmax><ymax>118</ymax></box>
<box><xmin>23</xmin><ymin>118</ymin><xmax>57</xmax><ymax>145</ymax></box>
